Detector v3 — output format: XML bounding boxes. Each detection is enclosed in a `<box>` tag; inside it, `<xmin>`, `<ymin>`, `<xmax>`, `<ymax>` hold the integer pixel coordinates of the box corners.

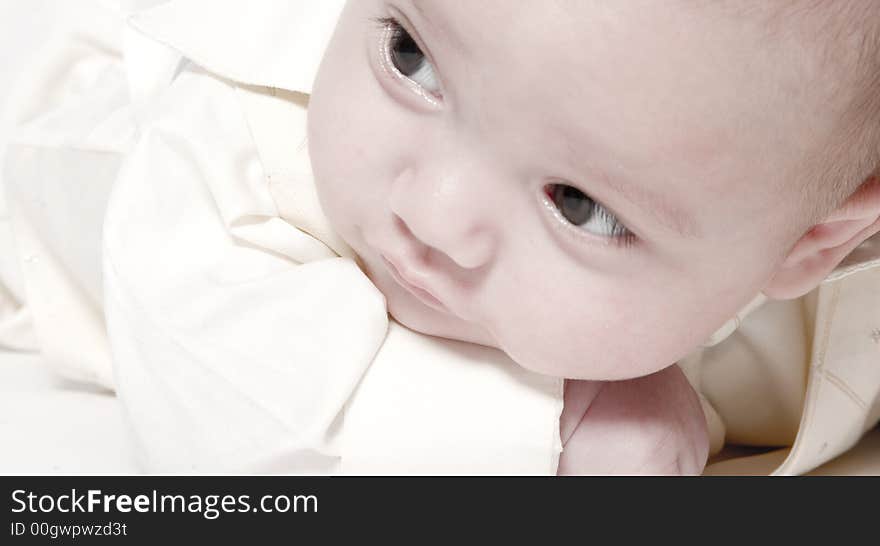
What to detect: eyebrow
<box><xmin>604</xmin><ymin>175</ymin><xmax>698</xmax><ymax>239</ymax></box>
<box><xmin>408</xmin><ymin>0</ymin><xmax>468</xmax><ymax>55</ymax></box>
<box><xmin>615</xmin><ymin>177</ymin><xmax>699</xmax><ymax>239</ymax></box>
<box><xmin>567</xmin><ymin>147</ymin><xmax>701</xmax><ymax>239</ymax></box>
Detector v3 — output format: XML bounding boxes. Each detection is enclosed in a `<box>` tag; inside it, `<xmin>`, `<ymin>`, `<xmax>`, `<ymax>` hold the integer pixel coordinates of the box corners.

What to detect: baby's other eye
<box><xmin>380</xmin><ymin>17</ymin><xmax>441</xmax><ymax>96</ymax></box>
<box><xmin>547</xmin><ymin>184</ymin><xmax>635</xmax><ymax>243</ymax></box>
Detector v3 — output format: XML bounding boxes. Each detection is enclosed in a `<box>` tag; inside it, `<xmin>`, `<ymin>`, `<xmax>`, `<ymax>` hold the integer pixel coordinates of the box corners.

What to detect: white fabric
<box><xmin>127</xmin><ymin>0</ymin><xmax>343</xmax><ymax>95</ymax></box>
<box><xmin>0</xmin><ymin>349</ymin><xmax>138</xmax><ymax>474</ymax></box>
<box><xmin>0</xmin><ymin>0</ymin><xmax>60</xmax><ymax>353</ymax></box>
<box><xmin>2</xmin><ymin>0</ymin><xmax>564</xmax><ymax>474</ymax></box>
<box><xmin>680</xmin><ymin>244</ymin><xmax>880</xmax><ymax>475</ymax></box>
<box><xmin>3</xmin><ymin>346</ymin><xmax>877</xmax><ymax>475</ymax></box>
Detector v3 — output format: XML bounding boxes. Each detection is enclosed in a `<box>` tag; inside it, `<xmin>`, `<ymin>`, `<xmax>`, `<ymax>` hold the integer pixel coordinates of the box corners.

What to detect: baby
<box><xmin>3</xmin><ymin>0</ymin><xmax>880</xmax><ymax>474</ymax></box>
<box><xmin>307</xmin><ymin>0</ymin><xmax>880</xmax><ymax>472</ymax></box>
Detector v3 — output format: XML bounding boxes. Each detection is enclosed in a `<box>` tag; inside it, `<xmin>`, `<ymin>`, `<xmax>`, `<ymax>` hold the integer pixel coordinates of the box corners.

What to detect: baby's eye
<box><xmin>382</xmin><ymin>18</ymin><xmax>441</xmax><ymax>96</ymax></box>
<box><xmin>547</xmin><ymin>184</ymin><xmax>634</xmax><ymax>242</ymax></box>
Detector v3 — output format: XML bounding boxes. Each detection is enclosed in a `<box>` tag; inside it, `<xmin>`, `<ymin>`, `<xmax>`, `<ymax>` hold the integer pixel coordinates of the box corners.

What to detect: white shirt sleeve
<box><xmin>102</xmin><ymin>63</ymin><xmax>389</xmax><ymax>472</ymax></box>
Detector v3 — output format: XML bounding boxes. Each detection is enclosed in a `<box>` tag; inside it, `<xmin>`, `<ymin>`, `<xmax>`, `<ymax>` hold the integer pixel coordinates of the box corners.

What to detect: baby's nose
<box><xmin>388</xmin><ymin>169</ymin><xmax>498</xmax><ymax>270</ymax></box>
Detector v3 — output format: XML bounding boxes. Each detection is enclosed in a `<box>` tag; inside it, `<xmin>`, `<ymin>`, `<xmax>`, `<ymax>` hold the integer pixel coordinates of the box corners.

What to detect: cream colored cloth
<box><xmin>693</xmin><ymin>240</ymin><xmax>880</xmax><ymax>475</ymax></box>
<box><xmin>2</xmin><ymin>0</ymin><xmax>562</xmax><ymax>474</ymax></box>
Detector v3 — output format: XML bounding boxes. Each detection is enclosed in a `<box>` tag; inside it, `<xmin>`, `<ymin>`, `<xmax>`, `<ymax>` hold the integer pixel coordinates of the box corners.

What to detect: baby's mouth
<box><xmin>380</xmin><ymin>254</ymin><xmax>448</xmax><ymax>313</ymax></box>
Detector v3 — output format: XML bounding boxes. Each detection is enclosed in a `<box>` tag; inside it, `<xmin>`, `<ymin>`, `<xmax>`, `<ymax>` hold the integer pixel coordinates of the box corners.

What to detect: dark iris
<box><xmin>551</xmin><ymin>185</ymin><xmax>595</xmax><ymax>225</ymax></box>
<box><xmin>390</xmin><ymin>27</ymin><xmax>426</xmax><ymax>77</ymax></box>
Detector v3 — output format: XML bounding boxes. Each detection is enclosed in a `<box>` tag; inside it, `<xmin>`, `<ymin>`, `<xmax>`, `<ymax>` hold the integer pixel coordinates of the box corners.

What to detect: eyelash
<box><xmin>374</xmin><ymin>16</ymin><xmax>408</xmax><ymax>51</ymax></box>
<box><xmin>373</xmin><ymin>16</ymin><xmax>442</xmax><ymax>102</ymax></box>
<box><xmin>374</xmin><ymin>16</ymin><xmax>403</xmax><ymax>39</ymax></box>
<box><xmin>542</xmin><ymin>185</ymin><xmax>637</xmax><ymax>249</ymax></box>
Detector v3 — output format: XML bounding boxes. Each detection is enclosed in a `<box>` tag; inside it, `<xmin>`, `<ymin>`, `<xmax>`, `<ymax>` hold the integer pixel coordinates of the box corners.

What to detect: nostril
<box><xmin>391</xmin><ymin>212</ymin><xmax>494</xmax><ymax>271</ymax></box>
<box><xmin>391</xmin><ymin>213</ymin><xmax>431</xmax><ymax>261</ymax></box>
<box><xmin>392</xmin><ymin>214</ymin><xmax>413</xmax><ymax>238</ymax></box>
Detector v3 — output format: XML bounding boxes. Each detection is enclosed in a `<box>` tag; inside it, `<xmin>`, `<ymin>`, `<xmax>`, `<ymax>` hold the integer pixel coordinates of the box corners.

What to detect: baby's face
<box><xmin>308</xmin><ymin>1</ymin><xmax>840</xmax><ymax>379</ymax></box>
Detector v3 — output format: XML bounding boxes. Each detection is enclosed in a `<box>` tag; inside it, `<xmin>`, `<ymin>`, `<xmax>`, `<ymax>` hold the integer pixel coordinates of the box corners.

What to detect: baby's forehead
<box><xmin>431</xmin><ymin>0</ymin><xmax>874</xmax><ymax>72</ymax></box>
<box><xmin>427</xmin><ymin>2</ymin><xmax>824</xmax><ymax>143</ymax></box>
<box><xmin>460</xmin><ymin>3</ymin><xmax>868</xmax><ymax>125</ymax></box>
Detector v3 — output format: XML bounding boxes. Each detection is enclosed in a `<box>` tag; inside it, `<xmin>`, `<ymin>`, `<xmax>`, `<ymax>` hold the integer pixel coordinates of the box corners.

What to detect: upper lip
<box><xmin>381</xmin><ymin>254</ymin><xmax>447</xmax><ymax>311</ymax></box>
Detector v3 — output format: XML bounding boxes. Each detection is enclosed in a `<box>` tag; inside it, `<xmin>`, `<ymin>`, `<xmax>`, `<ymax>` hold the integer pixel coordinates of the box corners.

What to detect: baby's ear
<box><xmin>763</xmin><ymin>176</ymin><xmax>880</xmax><ymax>300</ymax></box>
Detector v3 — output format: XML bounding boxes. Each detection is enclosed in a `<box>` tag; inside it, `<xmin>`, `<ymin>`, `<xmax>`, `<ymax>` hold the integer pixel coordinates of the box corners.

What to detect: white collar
<box><xmin>127</xmin><ymin>0</ymin><xmax>347</xmax><ymax>95</ymax></box>
<box><xmin>701</xmin><ymin>232</ymin><xmax>880</xmax><ymax>347</ymax></box>
<box><xmin>826</xmin><ymin>231</ymin><xmax>880</xmax><ymax>282</ymax></box>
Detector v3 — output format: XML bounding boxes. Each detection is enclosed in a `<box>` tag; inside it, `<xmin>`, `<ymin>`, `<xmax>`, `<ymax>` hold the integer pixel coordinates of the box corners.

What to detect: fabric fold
<box><xmin>128</xmin><ymin>0</ymin><xmax>347</xmax><ymax>95</ymax></box>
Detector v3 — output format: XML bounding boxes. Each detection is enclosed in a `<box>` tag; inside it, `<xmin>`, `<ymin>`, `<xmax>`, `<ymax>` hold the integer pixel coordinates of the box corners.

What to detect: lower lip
<box><xmin>381</xmin><ymin>256</ymin><xmax>448</xmax><ymax>312</ymax></box>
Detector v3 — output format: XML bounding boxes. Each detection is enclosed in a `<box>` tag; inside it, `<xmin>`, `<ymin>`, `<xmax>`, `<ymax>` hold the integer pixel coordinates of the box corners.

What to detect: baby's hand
<box><xmin>557</xmin><ymin>365</ymin><xmax>709</xmax><ymax>475</ymax></box>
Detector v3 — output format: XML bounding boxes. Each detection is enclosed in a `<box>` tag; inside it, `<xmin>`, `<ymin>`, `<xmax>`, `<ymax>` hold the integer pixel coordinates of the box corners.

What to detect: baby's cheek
<box><xmin>492</xmin><ymin>284</ymin><xmax>692</xmax><ymax>380</ymax></box>
<box><xmin>309</xmin><ymin>105</ymin><xmax>386</xmax><ymax>243</ymax></box>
